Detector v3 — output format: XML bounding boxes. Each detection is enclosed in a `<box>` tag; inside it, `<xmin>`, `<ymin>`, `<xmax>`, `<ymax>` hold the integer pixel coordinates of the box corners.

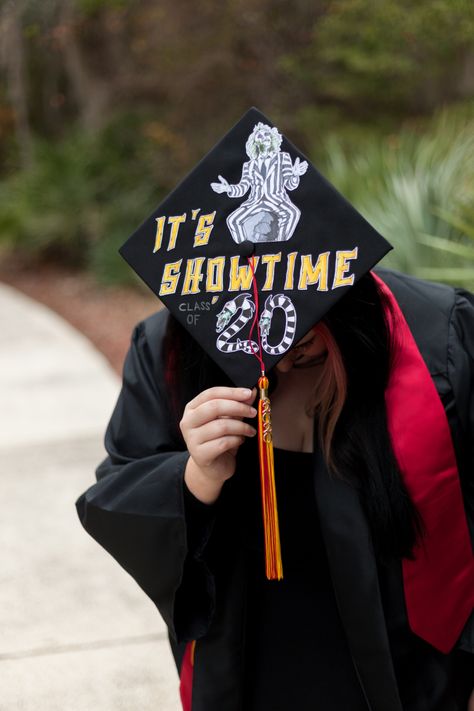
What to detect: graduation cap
<box><xmin>120</xmin><ymin>107</ymin><xmax>392</xmax><ymax>579</ymax></box>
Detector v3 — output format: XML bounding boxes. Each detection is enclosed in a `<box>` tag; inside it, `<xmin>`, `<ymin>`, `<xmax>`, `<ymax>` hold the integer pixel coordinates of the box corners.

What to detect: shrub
<box><xmin>319</xmin><ymin>106</ymin><xmax>474</xmax><ymax>287</ymax></box>
<box><xmin>0</xmin><ymin>112</ymin><xmax>182</xmax><ymax>283</ymax></box>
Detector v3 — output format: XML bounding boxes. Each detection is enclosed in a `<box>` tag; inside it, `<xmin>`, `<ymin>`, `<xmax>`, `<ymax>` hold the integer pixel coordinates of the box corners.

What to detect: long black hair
<box><xmin>323</xmin><ymin>273</ymin><xmax>424</xmax><ymax>561</ymax></box>
<box><xmin>162</xmin><ymin>272</ymin><xmax>424</xmax><ymax>562</ymax></box>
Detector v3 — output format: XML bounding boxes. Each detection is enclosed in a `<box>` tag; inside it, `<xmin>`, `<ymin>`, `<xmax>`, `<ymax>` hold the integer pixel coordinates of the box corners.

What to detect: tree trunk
<box><xmin>0</xmin><ymin>0</ymin><xmax>34</xmax><ymax>168</ymax></box>
<box><xmin>59</xmin><ymin>0</ymin><xmax>111</xmax><ymax>133</ymax></box>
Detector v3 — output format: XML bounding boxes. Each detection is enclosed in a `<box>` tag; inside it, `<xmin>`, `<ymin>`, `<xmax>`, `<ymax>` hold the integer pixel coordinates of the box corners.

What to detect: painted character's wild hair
<box><xmin>245</xmin><ymin>122</ymin><xmax>282</xmax><ymax>160</ymax></box>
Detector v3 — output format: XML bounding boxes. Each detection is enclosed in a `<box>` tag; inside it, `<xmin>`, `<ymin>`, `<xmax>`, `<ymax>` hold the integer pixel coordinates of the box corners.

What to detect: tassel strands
<box><xmin>257</xmin><ymin>375</ymin><xmax>283</xmax><ymax>580</ymax></box>
<box><xmin>246</xmin><ymin>254</ymin><xmax>284</xmax><ymax>580</ymax></box>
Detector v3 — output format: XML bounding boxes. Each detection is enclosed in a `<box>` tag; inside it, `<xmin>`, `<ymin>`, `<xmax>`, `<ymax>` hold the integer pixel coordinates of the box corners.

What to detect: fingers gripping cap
<box><xmin>119</xmin><ymin>107</ymin><xmax>392</xmax><ymax>386</ymax></box>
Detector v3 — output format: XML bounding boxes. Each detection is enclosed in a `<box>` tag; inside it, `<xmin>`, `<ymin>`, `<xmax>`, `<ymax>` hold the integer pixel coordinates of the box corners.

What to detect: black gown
<box><xmin>76</xmin><ymin>268</ymin><xmax>474</xmax><ymax>710</ymax></box>
<box><xmin>184</xmin><ymin>446</ymin><xmax>474</xmax><ymax>710</ymax></box>
<box><xmin>185</xmin><ymin>448</ymin><xmax>368</xmax><ymax>709</ymax></box>
<box><xmin>243</xmin><ymin>448</ymin><xmax>368</xmax><ymax>710</ymax></box>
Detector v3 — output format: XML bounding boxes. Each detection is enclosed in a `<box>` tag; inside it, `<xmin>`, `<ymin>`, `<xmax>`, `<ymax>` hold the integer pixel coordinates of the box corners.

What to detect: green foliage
<box><xmin>0</xmin><ymin>112</ymin><xmax>181</xmax><ymax>283</ymax></box>
<box><xmin>319</xmin><ymin>106</ymin><xmax>474</xmax><ymax>287</ymax></box>
<box><xmin>1</xmin><ymin>104</ymin><xmax>473</xmax><ymax>288</ymax></box>
<box><xmin>1</xmin><ymin>0</ymin><xmax>474</xmax><ymax>288</ymax></box>
<box><xmin>75</xmin><ymin>0</ymin><xmax>128</xmax><ymax>16</ymax></box>
<box><xmin>283</xmin><ymin>0</ymin><xmax>474</xmax><ymax>117</ymax></box>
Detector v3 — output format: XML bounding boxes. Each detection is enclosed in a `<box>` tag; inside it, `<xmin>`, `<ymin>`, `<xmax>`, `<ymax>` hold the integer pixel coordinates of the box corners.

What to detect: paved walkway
<box><xmin>0</xmin><ymin>284</ymin><xmax>180</xmax><ymax>711</ymax></box>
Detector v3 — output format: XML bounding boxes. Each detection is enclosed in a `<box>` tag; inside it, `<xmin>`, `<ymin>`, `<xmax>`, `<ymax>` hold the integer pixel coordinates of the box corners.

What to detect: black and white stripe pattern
<box><xmin>259</xmin><ymin>294</ymin><xmax>297</xmax><ymax>355</ymax></box>
<box><xmin>215</xmin><ymin>293</ymin><xmax>297</xmax><ymax>357</ymax></box>
<box><xmin>216</xmin><ymin>294</ymin><xmax>257</xmax><ymax>354</ymax></box>
<box><xmin>226</xmin><ymin>152</ymin><xmax>302</xmax><ymax>244</ymax></box>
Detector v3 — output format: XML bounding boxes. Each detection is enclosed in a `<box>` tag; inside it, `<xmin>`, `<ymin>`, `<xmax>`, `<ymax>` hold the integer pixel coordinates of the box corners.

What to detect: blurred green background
<box><xmin>1</xmin><ymin>0</ymin><xmax>473</xmax><ymax>288</ymax></box>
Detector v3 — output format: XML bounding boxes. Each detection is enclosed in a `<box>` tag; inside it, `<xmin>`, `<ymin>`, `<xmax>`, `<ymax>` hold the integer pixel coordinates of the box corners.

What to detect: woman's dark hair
<box><xmin>323</xmin><ymin>273</ymin><xmax>424</xmax><ymax>562</ymax></box>
<box><xmin>162</xmin><ymin>272</ymin><xmax>424</xmax><ymax>562</ymax></box>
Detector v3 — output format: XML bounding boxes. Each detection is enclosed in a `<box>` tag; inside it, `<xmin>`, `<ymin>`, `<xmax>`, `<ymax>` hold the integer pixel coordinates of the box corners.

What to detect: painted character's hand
<box><xmin>181</xmin><ymin>386</ymin><xmax>257</xmax><ymax>503</ymax></box>
<box><xmin>292</xmin><ymin>157</ymin><xmax>308</xmax><ymax>177</ymax></box>
<box><xmin>210</xmin><ymin>175</ymin><xmax>230</xmax><ymax>194</ymax></box>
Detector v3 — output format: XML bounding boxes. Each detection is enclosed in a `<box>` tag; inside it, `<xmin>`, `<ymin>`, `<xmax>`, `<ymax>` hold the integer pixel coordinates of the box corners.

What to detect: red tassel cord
<box><xmin>247</xmin><ymin>257</ymin><xmax>283</xmax><ymax>580</ymax></box>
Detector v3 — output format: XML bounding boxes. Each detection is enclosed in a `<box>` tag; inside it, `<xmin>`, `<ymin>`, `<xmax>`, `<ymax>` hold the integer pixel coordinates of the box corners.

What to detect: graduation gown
<box><xmin>75</xmin><ymin>267</ymin><xmax>474</xmax><ymax>710</ymax></box>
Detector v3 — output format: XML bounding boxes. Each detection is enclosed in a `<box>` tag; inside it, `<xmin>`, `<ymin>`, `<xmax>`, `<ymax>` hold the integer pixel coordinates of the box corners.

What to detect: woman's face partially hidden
<box><xmin>275</xmin><ymin>328</ymin><xmax>327</xmax><ymax>374</ymax></box>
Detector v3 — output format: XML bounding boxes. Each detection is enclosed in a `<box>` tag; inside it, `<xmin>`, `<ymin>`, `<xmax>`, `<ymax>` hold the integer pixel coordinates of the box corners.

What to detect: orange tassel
<box><xmin>257</xmin><ymin>375</ymin><xmax>283</xmax><ymax>580</ymax></box>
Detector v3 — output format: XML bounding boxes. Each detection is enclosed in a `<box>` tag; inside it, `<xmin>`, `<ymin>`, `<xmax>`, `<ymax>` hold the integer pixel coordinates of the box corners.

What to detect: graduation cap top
<box><xmin>120</xmin><ymin>107</ymin><xmax>392</xmax><ymax>387</ymax></box>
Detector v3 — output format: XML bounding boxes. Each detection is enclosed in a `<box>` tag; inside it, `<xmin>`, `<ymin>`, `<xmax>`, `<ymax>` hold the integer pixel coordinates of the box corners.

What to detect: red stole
<box><xmin>179</xmin><ymin>640</ymin><xmax>195</xmax><ymax>711</ymax></box>
<box><xmin>373</xmin><ymin>272</ymin><xmax>474</xmax><ymax>653</ymax></box>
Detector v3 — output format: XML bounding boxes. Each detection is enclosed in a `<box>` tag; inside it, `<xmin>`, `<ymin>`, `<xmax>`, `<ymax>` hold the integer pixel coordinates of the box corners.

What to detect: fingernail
<box><xmin>240</xmin><ymin>388</ymin><xmax>252</xmax><ymax>396</ymax></box>
<box><xmin>249</xmin><ymin>407</ymin><xmax>257</xmax><ymax>417</ymax></box>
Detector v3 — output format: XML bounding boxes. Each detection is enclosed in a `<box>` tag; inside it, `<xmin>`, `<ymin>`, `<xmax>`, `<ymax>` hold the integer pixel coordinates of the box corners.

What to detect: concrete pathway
<box><xmin>0</xmin><ymin>284</ymin><xmax>180</xmax><ymax>710</ymax></box>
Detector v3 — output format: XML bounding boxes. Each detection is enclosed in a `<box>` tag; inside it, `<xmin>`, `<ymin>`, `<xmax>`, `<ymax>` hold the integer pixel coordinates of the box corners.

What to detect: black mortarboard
<box><xmin>119</xmin><ymin>107</ymin><xmax>392</xmax><ymax>388</ymax></box>
<box><xmin>120</xmin><ymin>107</ymin><xmax>393</xmax><ymax>580</ymax></box>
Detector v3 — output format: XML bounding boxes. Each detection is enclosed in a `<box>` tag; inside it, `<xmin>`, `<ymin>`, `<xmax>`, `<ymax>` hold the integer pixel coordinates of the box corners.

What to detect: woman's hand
<box><xmin>180</xmin><ymin>386</ymin><xmax>257</xmax><ymax>504</ymax></box>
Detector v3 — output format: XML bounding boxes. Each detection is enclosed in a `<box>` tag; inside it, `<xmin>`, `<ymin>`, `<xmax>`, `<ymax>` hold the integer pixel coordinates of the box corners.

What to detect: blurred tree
<box><xmin>0</xmin><ymin>0</ymin><xmax>34</xmax><ymax>167</ymax></box>
<box><xmin>2</xmin><ymin>0</ymin><xmax>473</xmax><ymax>171</ymax></box>
<box><xmin>283</xmin><ymin>0</ymin><xmax>474</xmax><ymax>123</ymax></box>
<box><xmin>58</xmin><ymin>0</ymin><xmax>111</xmax><ymax>132</ymax></box>
<box><xmin>0</xmin><ymin>0</ymin><xmax>473</xmax><ymax>286</ymax></box>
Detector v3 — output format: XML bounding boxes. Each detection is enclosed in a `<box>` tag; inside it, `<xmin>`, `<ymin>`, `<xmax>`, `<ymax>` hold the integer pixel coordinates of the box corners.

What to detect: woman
<box><xmin>76</xmin><ymin>266</ymin><xmax>474</xmax><ymax>710</ymax></box>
